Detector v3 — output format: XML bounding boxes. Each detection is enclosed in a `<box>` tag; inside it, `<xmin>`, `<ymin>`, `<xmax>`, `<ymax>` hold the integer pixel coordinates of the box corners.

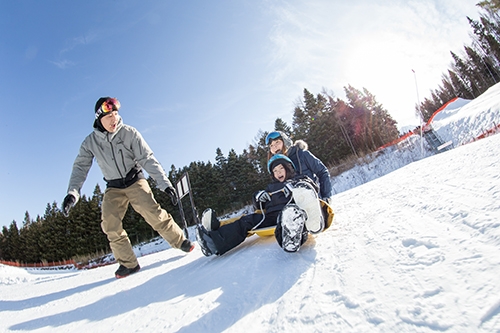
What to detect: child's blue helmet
<box><xmin>267</xmin><ymin>154</ymin><xmax>296</xmax><ymax>173</ymax></box>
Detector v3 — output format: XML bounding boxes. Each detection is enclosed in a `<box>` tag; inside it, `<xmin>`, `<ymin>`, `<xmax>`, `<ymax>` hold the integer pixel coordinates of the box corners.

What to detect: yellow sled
<box><xmin>219</xmin><ymin>199</ymin><xmax>335</xmax><ymax>237</ymax></box>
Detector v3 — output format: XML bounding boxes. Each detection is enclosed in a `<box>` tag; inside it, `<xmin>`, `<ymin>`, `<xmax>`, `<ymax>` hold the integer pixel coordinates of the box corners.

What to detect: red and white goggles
<box><xmin>95</xmin><ymin>98</ymin><xmax>120</xmax><ymax>119</ymax></box>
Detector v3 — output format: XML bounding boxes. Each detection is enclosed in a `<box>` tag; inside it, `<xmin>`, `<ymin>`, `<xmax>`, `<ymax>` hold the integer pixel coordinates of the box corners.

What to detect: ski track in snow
<box><xmin>331</xmin><ymin>136</ymin><xmax>500</xmax><ymax>332</ymax></box>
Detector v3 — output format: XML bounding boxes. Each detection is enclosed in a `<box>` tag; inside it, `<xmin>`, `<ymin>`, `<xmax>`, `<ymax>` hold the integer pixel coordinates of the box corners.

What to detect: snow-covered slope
<box><xmin>332</xmin><ymin>82</ymin><xmax>500</xmax><ymax>195</ymax></box>
<box><xmin>1</xmin><ymin>84</ymin><xmax>500</xmax><ymax>332</ymax></box>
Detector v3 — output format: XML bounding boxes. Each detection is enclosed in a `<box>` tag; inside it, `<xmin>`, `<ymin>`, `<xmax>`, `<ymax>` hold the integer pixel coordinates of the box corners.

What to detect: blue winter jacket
<box><xmin>286</xmin><ymin>140</ymin><xmax>332</xmax><ymax>200</ymax></box>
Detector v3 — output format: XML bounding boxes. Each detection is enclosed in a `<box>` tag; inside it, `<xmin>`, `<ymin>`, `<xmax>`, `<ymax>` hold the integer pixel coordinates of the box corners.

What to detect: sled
<box><xmin>248</xmin><ymin>226</ymin><xmax>277</xmax><ymax>237</ymax></box>
<box><xmin>321</xmin><ymin>199</ymin><xmax>335</xmax><ymax>230</ymax></box>
<box><xmin>176</xmin><ymin>172</ymin><xmax>335</xmax><ymax>238</ymax></box>
<box><xmin>219</xmin><ymin>199</ymin><xmax>335</xmax><ymax>238</ymax></box>
<box><xmin>218</xmin><ymin>211</ymin><xmax>276</xmax><ymax>237</ymax></box>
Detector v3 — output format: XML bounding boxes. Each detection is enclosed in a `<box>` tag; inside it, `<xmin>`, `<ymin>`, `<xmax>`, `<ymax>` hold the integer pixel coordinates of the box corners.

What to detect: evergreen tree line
<box><xmin>418</xmin><ymin>1</ymin><xmax>500</xmax><ymax>121</ymax></box>
<box><xmin>0</xmin><ymin>85</ymin><xmax>399</xmax><ymax>263</ymax></box>
<box><xmin>5</xmin><ymin>3</ymin><xmax>496</xmax><ymax>263</ymax></box>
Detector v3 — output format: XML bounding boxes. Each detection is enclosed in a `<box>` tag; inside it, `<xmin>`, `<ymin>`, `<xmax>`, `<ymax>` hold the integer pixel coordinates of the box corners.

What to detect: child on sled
<box><xmin>196</xmin><ymin>154</ymin><xmax>324</xmax><ymax>256</ymax></box>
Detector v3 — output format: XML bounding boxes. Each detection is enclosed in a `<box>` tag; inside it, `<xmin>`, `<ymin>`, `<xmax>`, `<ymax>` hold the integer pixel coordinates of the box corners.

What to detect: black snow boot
<box><xmin>180</xmin><ymin>239</ymin><xmax>195</xmax><ymax>253</ymax></box>
<box><xmin>115</xmin><ymin>264</ymin><xmax>141</xmax><ymax>279</ymax></box>
<box><xmin>279</xmin><ymin>204</ymin><xmax>307</xmax><ymax>253</ymax></box>
<box><xmin>196</xmin><ymin>225</ymin><xmax>218</xmax><ymax>256</ymax></box>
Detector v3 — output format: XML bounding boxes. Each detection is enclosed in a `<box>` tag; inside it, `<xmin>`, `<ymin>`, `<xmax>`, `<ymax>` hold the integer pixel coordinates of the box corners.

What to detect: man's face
<box><xmin>101</xmin><ymin>111</ymin><xmax>119</xmax><ymax>132</ymax></box>
<box><xmin>272</xmin><ymin>163</ymin><xmax>287</xmax><ymax>182</ymax></box>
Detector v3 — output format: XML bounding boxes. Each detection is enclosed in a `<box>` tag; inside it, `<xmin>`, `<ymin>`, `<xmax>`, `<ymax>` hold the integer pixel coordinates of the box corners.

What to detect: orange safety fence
<box><xmin>0</xmin><ymin>259</ymin><xmax>118</xmax><ymax>270</ymax></box>
<box><xmin>377</xmin><ymin>97</ymin><xmax>459</xmax><ymax>151</ymax></box>
<box><xmin>425</xmin><ymin>97</ymin><xmax>459</xmax><ymax>126</ymax></box>
<box><xmin>377</xmin><ymin>130</ymin><xmax>415</xmax><ymax>151</ymax></box>
<box><xmin>470</xmin><ymin>122</ymin><xmax>500</xmax><ymax>143</ymax></box>
<box><xmin>376</xmin><ymin>96</ymin><xmax>500</xmax><ymax>152</ymax></box>
<box><xmin>0</xmin><ymin>259</ymin><xmax>77</xmax><ymax>268</ymax></box>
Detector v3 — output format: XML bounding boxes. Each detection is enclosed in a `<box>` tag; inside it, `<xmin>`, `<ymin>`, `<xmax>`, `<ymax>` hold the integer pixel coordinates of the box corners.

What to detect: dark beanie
<box><xmin>93</xmin><ymin>96</ymin><xmax>111</xmax><ymax>130</ymax></box>
<box><xmin>95</xmin><ymin>97</ymin><xmax>111</xmax><ymax>114</ymax></box>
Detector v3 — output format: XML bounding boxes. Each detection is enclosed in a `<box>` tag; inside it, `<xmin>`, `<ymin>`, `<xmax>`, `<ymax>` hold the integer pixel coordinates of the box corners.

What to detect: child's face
<box><xmin>272</xmin><ymin>164</ymin><xmax>287</xmax><ymax>182</ymax></box>
<box><xmin>269</xmin><ymin>139</ymin><xmax>284</xmax><ymax>155</ymax></box>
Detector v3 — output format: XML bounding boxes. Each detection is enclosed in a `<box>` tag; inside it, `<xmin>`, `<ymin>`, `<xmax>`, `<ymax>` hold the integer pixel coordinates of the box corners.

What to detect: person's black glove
<box><xmin>62</xmin><ymin>194</ymin><xmax>76</xmax><ymax>217</ymax></box>
<box><xmin>255</xmin><ymin>190</ymin><xmax>271</xmax><ymax>203</ymax></box>
<box><xmin>283</xmin><ymin>183</ymin><xmax>293</xmax><ymax>198</ymax></box>
<box><xmin>165</xmin><ymin>186</ymin><xmax>178</xmax><ymax>206</ymax></box>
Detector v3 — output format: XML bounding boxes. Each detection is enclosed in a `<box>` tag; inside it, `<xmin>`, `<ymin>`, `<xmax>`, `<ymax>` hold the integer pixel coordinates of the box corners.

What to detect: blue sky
<box><xmin>0</xmin><ymin>0</ymin><xmax>479</xmax><ymax>228</ymax></box>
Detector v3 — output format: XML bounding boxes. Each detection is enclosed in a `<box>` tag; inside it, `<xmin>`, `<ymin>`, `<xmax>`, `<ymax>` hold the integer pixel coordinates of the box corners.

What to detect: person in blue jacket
<box><xmin>265</xmin><ymin>131</ymin><xmax>333</xmax><ymax>202</ymax></box>
<box><xmin>196</xmin><ymin>154</ymin><xmax>320</xmax><ymax>256</ymax></box>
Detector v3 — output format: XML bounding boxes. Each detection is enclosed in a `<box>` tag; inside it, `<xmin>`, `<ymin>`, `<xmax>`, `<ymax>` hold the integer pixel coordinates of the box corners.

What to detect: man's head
<box><xmin>268</xmin><ymin>154</ymin><xmax>296</xmax><ymax>182</ymax></box>
<box><xmin>93</xmin><ymin>97</ymin><xmax>121</xmax><ymax>132</ymax></box>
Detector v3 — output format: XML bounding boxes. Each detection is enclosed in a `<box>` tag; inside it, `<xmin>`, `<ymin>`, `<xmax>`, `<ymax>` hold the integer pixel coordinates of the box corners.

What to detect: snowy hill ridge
<box><xmin>1</xmin><ymin>84</ymin><xmax>500</xmax><ymax>332</ymax></box>
<box><xmin>331</xmin><ymin>82</ymin><xmax>500</xmax><ymax>195</ymax></box>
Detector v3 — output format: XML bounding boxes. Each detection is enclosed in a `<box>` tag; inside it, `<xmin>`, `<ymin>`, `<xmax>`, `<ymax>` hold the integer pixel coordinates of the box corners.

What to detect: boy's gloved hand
<box><xmin>62</xmin><ymin>194</ymin><xmax>76</xmax><ymax>217</ymax></box>
<box><xmin>165</xmin><ymin>186</ymin><xmax>178</xmax><ymax>206</ymax></box>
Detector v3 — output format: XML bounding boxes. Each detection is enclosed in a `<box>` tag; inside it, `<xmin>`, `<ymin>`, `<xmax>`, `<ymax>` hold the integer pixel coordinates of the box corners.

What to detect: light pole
<box><xmin>412</xmin><ymin>69</ymin><xmax>424</xmax><ymax>157</ymax></box>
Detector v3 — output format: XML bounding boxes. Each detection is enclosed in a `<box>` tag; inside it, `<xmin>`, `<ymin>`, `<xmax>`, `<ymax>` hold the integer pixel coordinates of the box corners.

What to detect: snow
<box><xmin>1</xmin><ymin>84</ymin><xmax>500</xmax><ymax>332</ymax></box>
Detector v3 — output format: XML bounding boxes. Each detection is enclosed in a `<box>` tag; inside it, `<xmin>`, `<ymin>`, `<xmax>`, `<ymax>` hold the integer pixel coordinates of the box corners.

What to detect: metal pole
<box><xmin>412</xmin><ymin>69</ymin><xmax>424</xmax><ymax>158</ymax></box>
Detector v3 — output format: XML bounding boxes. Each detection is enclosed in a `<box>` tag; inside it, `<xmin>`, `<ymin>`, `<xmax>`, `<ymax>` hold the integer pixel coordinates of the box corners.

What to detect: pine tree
<box><xmin>477</xmin><ymin>0</ymin><xmax>500</xmax><ymax>14</ymax></box>
<box><xmin>1</xmin><ymin>221</ymin><xmax>18</xmax><ymax>261</ymax></box>
<box><xmin>38</xmin><ymin>202</ymin><xmax>70</xmax><ymax>261</ymax></box>
<box><xmin>274</xmin><ymin>118</ymin><xmax>292</xmax><ymax>137</ymax></box>
<box><xmin>464</xmin><ymin>45</ymin><xmax>496</xmax><ymax>91</ymax></box>
<box><xmin>439</xmin><ymin>74</ymin><xmax>457</xmax><ymax>100</ymax></box>
<box><xmin>329</xmin><ymin>97</ymin><xmax>359</xmax><ymax>159</ymax></box>
<box><xmin>448</xmin><ymin>69</ymin><xmax>471</xmax><ymax>99</ymax></box>
<box><xmin>19</xmin><ymin>212</ymin><xmax>43</xmax><ymax>263</ymax></box>
<box><xmin>4</xmin><ymin>221</ymin><xmax>21</xmax><ymax>261</ymax></box>
<box><xmin>451</xmin><ymin>51</ymin><xmax>476</xmax><ymax>98</ymax></box>
<box><xmin>292</xmin><ymin>89</ymin><xmax>333</xmax><ymax>162</ymax></box>
<box><xmin>292</xmin><ymin>89</ymin><xmax>319</xmax><ymax>140</ymax></box>
<box><xmin>0</xmin><ymin>228</ymin><xmax>5</xmax><ymax>260</ymax></box>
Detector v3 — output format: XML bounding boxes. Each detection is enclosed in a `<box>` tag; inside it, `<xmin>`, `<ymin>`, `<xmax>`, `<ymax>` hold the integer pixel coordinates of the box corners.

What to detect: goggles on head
<box><xmin>265</xmin><ymin>131</ymin><xmax>282</xmax><ymax>145</ymax></box>
<box><xmin>95</xmin><ymin>98</ymin><xmax>121</xmax><ymax>119</ymax></box>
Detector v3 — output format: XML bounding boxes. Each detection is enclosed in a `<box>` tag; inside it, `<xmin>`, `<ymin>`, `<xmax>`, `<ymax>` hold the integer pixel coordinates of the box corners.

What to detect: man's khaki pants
<box><xmin>101</xmin><ymin>178</ymin><xmax>184</xmax><ymax>268</ymax></box>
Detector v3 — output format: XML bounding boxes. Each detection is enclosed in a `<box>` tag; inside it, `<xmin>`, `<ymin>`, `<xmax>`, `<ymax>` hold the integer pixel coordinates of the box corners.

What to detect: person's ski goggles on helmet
<box><xmin>265</xmin><ymin>131</ymin><xmax>282</xmax><ymax>145</ymax></box>
<box><xmin>95</xmin><ymin>98</ymin><xmax>121</xmax><ymax>119</ymax></box>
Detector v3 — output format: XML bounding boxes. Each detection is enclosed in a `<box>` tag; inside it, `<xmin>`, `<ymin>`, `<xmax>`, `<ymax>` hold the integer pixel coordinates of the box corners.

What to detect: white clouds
<box><xmin>49</xmin><ymin>32</ymin><xmax>97</xmax><ymax>69</ymax></box>
<box><xmin>264</xmin><ymin>0</ymin><xmax>479</xmax><ymax>127</ymax></box>
<box><xmin>50</xmin><ymin>59</ymin><xmax>75</xmax><ymax>69</ymax></box>
<box><xmin>60</xmin><ymin>33</ymin><xmax>96</xmax><ymax>54</ymax></box>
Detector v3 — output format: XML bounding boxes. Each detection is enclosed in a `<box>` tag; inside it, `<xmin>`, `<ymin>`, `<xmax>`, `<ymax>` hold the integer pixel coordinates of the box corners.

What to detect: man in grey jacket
<box><xmin>62</xmin><ymin>97</ymin><xmax>194</xmax><ymax>278</ymax></box>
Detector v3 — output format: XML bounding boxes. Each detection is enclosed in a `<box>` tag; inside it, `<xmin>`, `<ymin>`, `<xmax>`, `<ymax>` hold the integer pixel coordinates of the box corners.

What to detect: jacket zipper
<box><xmin>108</xmin><ymin>134</ymin><xmax>124</xmax><ymax>180</ymax></box>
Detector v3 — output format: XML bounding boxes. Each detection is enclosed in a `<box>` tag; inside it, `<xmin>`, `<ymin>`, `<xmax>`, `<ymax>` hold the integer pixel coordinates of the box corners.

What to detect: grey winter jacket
<box><xmin>67</xmin><ymin>116</ymin><xmax>173</xmax><ymax>202</ymax></box>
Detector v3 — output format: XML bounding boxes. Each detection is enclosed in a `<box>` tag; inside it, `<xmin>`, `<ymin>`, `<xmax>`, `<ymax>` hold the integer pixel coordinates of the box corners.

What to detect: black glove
<box><xmin>62</xmin><ymin>194</ymin><xmax>76</xmax><ymax>217</ymax></box>
<box><xmin>255</xmin><ymin>190</ymin><xmax>271</xmax><ymax>203</ymax></box>
<box><xmin>283</xmin><ymin>183</ymin><xmax>293</xmax><ymax>198</ymax></box>
<box><xmin>165</xmin><ymin>186</ymin><xmax>178</xmax><ymax>206</ymax></box>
